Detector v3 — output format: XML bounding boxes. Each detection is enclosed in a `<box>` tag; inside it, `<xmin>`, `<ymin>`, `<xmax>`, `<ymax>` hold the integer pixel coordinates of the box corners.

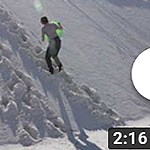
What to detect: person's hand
<box><xmin>58</xmin><ymin>22</ymin><xmax>63</xmax><ymax>30</ymax></box>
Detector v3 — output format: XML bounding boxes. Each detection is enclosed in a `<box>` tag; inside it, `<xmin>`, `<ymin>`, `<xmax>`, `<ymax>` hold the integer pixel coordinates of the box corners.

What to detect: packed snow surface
<box><xmin>0</xmin><ymin>0</ymin><xmax>150</xmax><ymax>149</ymax></box>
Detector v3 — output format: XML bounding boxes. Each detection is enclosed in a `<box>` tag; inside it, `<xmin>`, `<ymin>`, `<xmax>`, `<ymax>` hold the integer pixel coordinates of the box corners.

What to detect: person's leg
<box><xmin>55</xmin><ymin>37</ymin><xmax>61</xmax><ymax>54</ymax></box>
<box><xmin>52</xmin><ymin>55</ymin><xmax>61</xmax><ymax>66</ymax></box>
<box><xmin>52</xmin><ymin>55</ymin><xmax>63</xmax><ymax>71</ymax></box>
<box><xmin>45</xmin><ymin>47</ymin><xmax>54</xmax><ymax>74</ymax></box>
<box><xmin>52</xmin><ymin>56</ymin><xmax>63</xmax><ymax>71</ymax></box>
<box><xmin>53</xmin><ymin>37</ymin><xmax>63</xmax><ymax>71</ymax></box>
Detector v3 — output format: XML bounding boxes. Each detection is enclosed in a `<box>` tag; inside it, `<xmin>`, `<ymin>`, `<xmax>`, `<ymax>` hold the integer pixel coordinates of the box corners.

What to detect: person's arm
<box><xmin>54</xmin><ymin>22</ymin><xmax>63</xmax><ymax>30</ymax></box>
<box><xmin>42</xmin><ymin>28</ymin><xmax>45</xmax><ymax>42</ymax></box>
<box><xmin>57</xmin><ymin>22</ymin><xmax>63</xmax><ymax>30</ymax></box>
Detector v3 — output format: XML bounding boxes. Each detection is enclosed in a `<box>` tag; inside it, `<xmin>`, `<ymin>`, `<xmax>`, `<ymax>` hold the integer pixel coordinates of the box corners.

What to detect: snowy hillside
<box><xmin>1</xmin><ymin>0</ymin><xmax>150</xmax><ymax>149</ymax></box>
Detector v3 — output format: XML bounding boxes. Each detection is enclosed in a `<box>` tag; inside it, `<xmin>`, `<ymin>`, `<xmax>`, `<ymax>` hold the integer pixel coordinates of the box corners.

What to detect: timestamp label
<box><xmin>108</xmin><ymin>127</ymin><xmax>150</xmax><ymax>149</ymax></box>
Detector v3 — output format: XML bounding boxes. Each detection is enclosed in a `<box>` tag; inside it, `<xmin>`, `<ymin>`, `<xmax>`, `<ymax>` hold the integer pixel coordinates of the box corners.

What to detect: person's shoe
<box><xmin>49</xmin><ymin>66</ymin><xmax>54</xmax><ymax>74</ymax></box>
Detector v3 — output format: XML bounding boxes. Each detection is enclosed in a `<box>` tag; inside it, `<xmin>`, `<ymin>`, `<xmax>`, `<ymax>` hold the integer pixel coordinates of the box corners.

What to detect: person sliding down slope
<box><xmin>40</xmin><ymin>16</ymin><xmax>63</xmax><ymax>74</ymax></box>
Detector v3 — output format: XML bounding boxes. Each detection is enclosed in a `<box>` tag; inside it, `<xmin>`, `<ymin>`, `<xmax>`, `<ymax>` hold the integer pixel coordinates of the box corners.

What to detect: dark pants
<box><xmin>45</xmin><ymin>37</ymin><xmax>62</xmax><ymax>69</ymax></box>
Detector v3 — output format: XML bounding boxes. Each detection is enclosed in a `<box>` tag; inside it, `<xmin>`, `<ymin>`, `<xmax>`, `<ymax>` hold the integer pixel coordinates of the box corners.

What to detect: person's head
<box><xmin>40</xmin><ymin>16</ymin><xmax>49</xmax><ymax>25</ymax></box>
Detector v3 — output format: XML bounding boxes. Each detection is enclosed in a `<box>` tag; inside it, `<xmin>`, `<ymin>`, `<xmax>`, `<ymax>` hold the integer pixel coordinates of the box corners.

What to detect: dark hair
<box><xmin>40</xmin><ymin>16</ymin><xmax>49</xmax><ymax>24</ymax></box>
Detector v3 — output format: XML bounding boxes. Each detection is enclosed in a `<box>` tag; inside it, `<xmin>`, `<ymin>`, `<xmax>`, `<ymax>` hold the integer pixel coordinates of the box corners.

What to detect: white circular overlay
<box><xmin>131</xmin><ymin>48</ymin><xmax>150</xmax><ymax>100</ymax></box>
